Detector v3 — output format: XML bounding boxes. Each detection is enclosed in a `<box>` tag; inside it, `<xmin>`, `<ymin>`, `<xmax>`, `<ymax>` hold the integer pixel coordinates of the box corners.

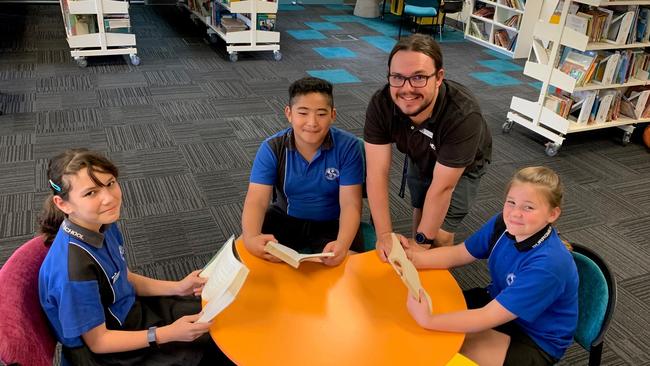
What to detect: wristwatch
<box><xmin>147</xmin><ymin>326</ymin><xmax>158</xmax><ymax>348</ymax></box>
<box><xmin>415</xmin><ymin>232</ymin><xmax>435</xmax><ymax>245</ymax></box>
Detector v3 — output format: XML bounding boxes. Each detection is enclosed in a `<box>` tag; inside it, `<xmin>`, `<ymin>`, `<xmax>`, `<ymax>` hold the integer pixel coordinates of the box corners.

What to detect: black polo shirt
<box><xmin>364</xmin><ymin>80</ymin><xmax>492</xmax><ymax>178</ymax></box>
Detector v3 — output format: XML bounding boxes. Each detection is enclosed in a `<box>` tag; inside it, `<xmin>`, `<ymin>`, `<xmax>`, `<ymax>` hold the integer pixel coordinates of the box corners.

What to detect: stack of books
<box><xmin>220</xmin><ymin>17</ymin><xmax>247</xmax><ymax>33</ymax></box>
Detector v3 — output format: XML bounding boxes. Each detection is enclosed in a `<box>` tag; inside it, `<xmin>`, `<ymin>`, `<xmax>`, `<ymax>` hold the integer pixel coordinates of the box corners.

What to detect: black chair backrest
<box><xmin>441</xmin><ymin>0</ymin><xmax>463</xmax><ymax>13</ymax></box>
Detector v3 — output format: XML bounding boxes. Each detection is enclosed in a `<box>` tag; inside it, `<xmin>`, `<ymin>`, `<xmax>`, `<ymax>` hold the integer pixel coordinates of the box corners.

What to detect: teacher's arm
<box><xmin>364</xmin><ymin>141</ymin><xmax>393</xmax><ymax>262</ymax></box>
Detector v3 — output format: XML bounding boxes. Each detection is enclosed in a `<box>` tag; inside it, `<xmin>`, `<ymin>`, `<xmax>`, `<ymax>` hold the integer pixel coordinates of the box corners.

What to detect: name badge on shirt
<box><xmin>419</xmin><ymin>128</ymin><xmax>433</xmax><ymax>139</ymax></box>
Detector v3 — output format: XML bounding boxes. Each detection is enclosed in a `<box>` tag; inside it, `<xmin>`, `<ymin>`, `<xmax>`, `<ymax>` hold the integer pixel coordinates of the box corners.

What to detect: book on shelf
<box><xmin>503</xmin><ymin>14</ymin><xmax>520</xmax><ymax>28</ymax></box>
<box><xmin>550</xmin><ymin>1</ymin><xmax>579</xmax><ymax>24</ymax></box>
<box><xmin>566</xmin><ymin>13</ymin><xmax>589</xmax><ymax>35</ymax></box>
<box><xmin>494</xmin><ymin>29</ymin><xmax>511</xmax><ymax>49</ymax></box>
<box><xmin>469</xmin><ymin>20</ymin><xmax>489</xmax><ymax>41</ymax></box>
<box><xmin>197</xmin><ymin>235</ymin><xmax>250</xmax><ymax>323</ymax></box>
<box><xmin>264</xmin><ymin>241</ymin><xmax>335</xmax><ymax>268</ymax></box>
<box><xmin>559</xmin><ymin>49</ymin><xmax>597</xmax><ymax>86</ymax></box>
<box><xmin>544</xmin><ymin>93</ymin><xmax>574</xmax><ymax>118</ymax></box>
<box><xmin>257</xmin><ymin>13</ymin><xmax>276</xmax><ymax>31</ymax></box>
<box><xmin>473</xmin><ymin>6</ymin><xmax>495</xmax><ymax>19</ymax></box>
<box><xmin>592</xmin><ymin>52</ymin><xmax>620</xmax><ymax>85</ymax></box>
<box><xmin>570</xmin><ymin>91</ymin><xmax>597</xmax><ymax>124</ymax></box>
<box><xmin>104</xmin><ymin>16</ymin><xmax>130</xmax><ymax>33</ymax></box>
<box><xmin>387</xmin><ymin>233</ymin><xmax>432</xmax><ymax>313</ymax></box>
<box><xmin>220</xmin><ymin>16</ymin><xmax>247</xmax><ymax>32</ymax></box>
<box><xmin>605</xmin><ymin>11</ymin><xmax>635</xmax><ymax>45</ymax></box>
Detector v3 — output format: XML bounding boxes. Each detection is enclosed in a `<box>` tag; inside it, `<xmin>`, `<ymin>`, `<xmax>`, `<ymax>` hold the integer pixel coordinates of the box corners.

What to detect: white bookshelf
<box><xmin>179</xmin><ymin>0</ymin><xmax>280</xmax><ymax>62</ymax></box>
<box><xmin>464</xmin><ymin>0</ymin><xmax>544</xmax><ymax>58</ymax></box>
<box><xmin>505</xmin><ymin>0</ymin><xmax>648</xmax><ymax>156</ymax></box>
<box><xmin>59</xmin><ymin>0</ymin><xmax>139</xmax><ymax>67</ymax></box>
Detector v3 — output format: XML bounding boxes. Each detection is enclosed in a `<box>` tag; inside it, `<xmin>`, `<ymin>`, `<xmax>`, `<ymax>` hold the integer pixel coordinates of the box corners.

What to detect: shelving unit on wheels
<box><xmin>179</xmin><ymin>0</ymin><xmax>281</xmax><ymax>62</ymax></box>
<box><xmin>465</xmin><ymin>0</ymin><xmax>544</xmax><ymax>58</ymax></box>
<box><xmin>59</xmin><ymin>0</ymin><xmax>139</xmax><ymax>67</ymax></box>
<box><xmin>505</xmin><ymin>0</ymin><xmax>650</xmax><ymax>156</ymax></box>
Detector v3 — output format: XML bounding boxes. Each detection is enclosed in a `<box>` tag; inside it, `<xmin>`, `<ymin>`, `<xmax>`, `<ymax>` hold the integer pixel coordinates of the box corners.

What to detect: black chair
<box><xmin>438</xmin><ymin>0</ymin><xmax>464</xmax><ymax>40</ymax></box>
<box><xmin>397</xmin><ymin>0</ymin><xmax>441</xmax><ymax>39</ymax></box>
<box><xmin>570</xmin><ymin>243</ymin><xmax>617</xmax><ymax>366</ymax></box>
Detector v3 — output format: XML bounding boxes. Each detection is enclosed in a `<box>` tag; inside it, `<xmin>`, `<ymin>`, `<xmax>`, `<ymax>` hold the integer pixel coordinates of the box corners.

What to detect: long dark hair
<box><xmin>38</xmin><ymin>148</ymin><xmax>119</xmax><ymax>246</ymax></box>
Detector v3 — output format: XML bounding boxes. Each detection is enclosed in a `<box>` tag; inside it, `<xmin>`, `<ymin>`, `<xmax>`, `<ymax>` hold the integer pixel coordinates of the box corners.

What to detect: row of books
<box><xmin>493</xmin><ymin>29</ymin><xmax>517</xmax><ymax>50</ymax></box>
<box><xmin>559</xmin><ymin>3</ymin><xmax>650</xmax><ymax>45</ymax></box>
<box><xmin>473</xmin><ymin>6</ymin><xmax>495</xmax><ymax>20</ymax></box>
<box><xmin>64</xmin><ymin>14</ymin><xmax>130</xmax><ymax>35</ymax></box>
<box><xmin>546</xmin><ymin>86</ymin><xmax>650</xmax><ymax>124</ymax></box>
<box><xmin>559</xmin><ymin>48</ymin><xmax>650</xmax><ymax>87</ymax></box>
<box><xmin>468</xmin><ymin>20</ymin><xmax>489</xmax><ymax>41</ymax></box>
<box><xmin>496</xmin><ymin>0</ymin><xmax>525</xmax><ymax>11</ymax></box>
<box><xmin>502</xmin><ymin>14</ymin><xmax>520</xmax><ymax>28</ymax></box>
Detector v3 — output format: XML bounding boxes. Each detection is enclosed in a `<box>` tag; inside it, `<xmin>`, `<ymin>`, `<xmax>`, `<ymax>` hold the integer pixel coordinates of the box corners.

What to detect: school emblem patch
<box><xmin>325</xmin><ymin>167</ymin><xmax>339</xmax><ymax>180</ymax></box>
<box><xmin>506</xmin><ymin>273</ymin><xmax>516</xmax><ymax>286</ymax></box>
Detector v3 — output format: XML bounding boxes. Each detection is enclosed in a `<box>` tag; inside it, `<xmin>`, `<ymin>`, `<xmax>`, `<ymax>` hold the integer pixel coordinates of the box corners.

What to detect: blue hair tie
<box><xmin>49</xmin><ymin>179</ymin><xmax>62</xmax><ymax>192</ymax></box>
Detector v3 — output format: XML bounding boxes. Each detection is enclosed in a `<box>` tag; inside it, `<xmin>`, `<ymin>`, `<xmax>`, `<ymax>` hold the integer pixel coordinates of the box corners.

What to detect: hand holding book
<box><xmin>264</xmin><ymin>241</ymin><xmax>335</xmax><ymax>268</ymax></box>
<box><xmin>387</xmin><ymin>233</ymin><xmax>432</xmax><ymax>313</ymax></box>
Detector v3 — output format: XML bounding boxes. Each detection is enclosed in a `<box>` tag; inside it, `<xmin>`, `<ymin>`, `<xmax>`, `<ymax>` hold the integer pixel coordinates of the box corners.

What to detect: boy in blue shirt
<box><xmin>242</xmin><ymin>77</ymin><xmax>364</xmax><ymax>266</ymax></box>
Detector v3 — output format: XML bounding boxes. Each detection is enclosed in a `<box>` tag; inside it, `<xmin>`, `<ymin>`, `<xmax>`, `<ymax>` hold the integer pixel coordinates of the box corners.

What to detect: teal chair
<box><xmin>570</xmin><ymin>243</ymin><xmax>617</xmax><ymax>366</ymax></box>
<box><xmin>398</xmin><ymin>0</ymin><xmax>441</xmax><ymax>39</ymax></box>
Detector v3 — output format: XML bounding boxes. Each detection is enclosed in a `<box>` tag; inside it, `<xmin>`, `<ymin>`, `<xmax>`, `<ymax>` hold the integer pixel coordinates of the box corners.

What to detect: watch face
<box><xmin>415</xmin><ymin>232</ymin><xmax>425</xmax><ymax>244</ymax></box>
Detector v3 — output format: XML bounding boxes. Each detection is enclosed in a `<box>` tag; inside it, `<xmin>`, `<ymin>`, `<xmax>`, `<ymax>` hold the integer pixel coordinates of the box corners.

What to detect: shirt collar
<box><xmin>287</xmin><ymin>128</ymin><xmax>334</xmax><ymax>151</ymax></box>
<box><xmin>506</xmin><ymin>224</ymin><xmax>553</xmax><ymax>252</ymax></box>
<box><xmin>61</xmin><ymin>219</ymin><xmax>106</xmax><ymax>248</ymax></box>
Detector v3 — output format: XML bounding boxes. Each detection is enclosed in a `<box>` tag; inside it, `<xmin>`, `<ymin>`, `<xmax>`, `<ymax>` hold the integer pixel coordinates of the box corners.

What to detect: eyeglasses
<box><xmin>387</xmin><ymin>73</ymin><xmax>437</xmax><ymax>88</ymax></box>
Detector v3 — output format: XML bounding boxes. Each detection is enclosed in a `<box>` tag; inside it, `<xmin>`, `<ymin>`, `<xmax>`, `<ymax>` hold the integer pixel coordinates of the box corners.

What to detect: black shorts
<box><xmin>462</xmin><ymin>288</ymin><xmax>558</xmax><ymax>366</ymax></box>
<box><xmin>406</xmin><ymin>162</ymin><xmax>486</xmax><ymax>232</ymax></box>
<box><xmin>262</xmin><ymin>205</ymin><xmax>364</xmax><ymax>253</ymax></box>
<box><xmin>63</xmin><ymin>296</ymin><xmax>234</xmax><ymax>366</ymax></box>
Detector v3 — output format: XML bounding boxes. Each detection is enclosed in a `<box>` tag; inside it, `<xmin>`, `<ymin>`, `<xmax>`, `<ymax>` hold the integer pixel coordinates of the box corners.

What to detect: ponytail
<box><xmin>38</xmin><ymin>194</ymin><xmax>66</xmax><ymax>246</ymax></box>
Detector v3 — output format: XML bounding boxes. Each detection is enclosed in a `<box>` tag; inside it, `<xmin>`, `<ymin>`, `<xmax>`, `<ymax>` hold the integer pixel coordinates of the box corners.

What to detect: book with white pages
<box><xmin>531</xmin><ymin>39</ymin><xmax>550</xmax><ymax>65</ymax></box>
<box><xmin>594</xmin><ymin>53</ymin><xmax>620</xmax><ymax>85</ymax></box>
<box><xmin>595</xmin><ymin>93</ymin><xmax>615</xmax><ymax>123</ymax></box>
<box><xmin>571</xmin><ymin>91</ymin><xmax>597</xmax><ymax>124</ymax></box>
<box><xmin>264</xmin><ymin>241</ymin><xmax>334</xmax><ymax>268</ymax></box>
<box><xmin>566</xmin><ymin>14</ymin><xmax>589</xmax><ymax>35</ymax></box>
<box><xmin>605</xmin><ymin>12</ymin><xmax>635</xmax><ymax>45</ymax></box>
<box><xmin>197</xmin><ymin>235</ymin><xmax>250</xmax><ymax>323</ymax></box>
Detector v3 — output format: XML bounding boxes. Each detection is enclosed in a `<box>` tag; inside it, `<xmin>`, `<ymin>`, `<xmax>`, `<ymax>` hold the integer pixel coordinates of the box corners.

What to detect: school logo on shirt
<box><xmin>506</xmin><ymin>273</ymin><xmax>516</xmax><ymax>286</ymax></box>
<box><xmin>325</xmin><ymin>167</ymin><xmax>339</xmax><ymax>180</ymax></box>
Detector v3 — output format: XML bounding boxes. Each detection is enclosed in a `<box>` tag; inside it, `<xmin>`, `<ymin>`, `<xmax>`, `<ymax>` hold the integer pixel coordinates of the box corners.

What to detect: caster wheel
<box><xmin>545</xmin><ymin>142</ymin><xmax>560</xmax><ymax>157</ymax></box>
<box><xmin>229</xmin><ymin>52</ymin><xmax>238</xmax><ymax>62</ymax></box>
<box><xmin>502</xmin><ymin>120</ymin><xmax>514</xmax><ymax>134</ymax></box>
<box><xmin>273</xmin><ymin>50</ymin><xmax>282</xmax><ymax>61</ymax></box>
<box><xmin>129</xmin><ymin>54</ymin><xmax>141</xmax><ymax>66</ymax></box>
<box><xmin>208</xmin><ymin>33</ymin><xmax>219</xmax><ymax>44</ymax></box>
<box><xmin>622</xmin><ymin>131</ymin><xmax>632</xmax><ymax>146</ymax></box>
<box><xmin>75</xmin><ymin>57</ymin><xmax>87</xmax><ymax>68</ymax></box>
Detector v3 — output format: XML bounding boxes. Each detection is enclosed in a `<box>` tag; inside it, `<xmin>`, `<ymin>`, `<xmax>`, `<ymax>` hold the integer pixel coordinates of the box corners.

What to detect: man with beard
<box><xmin>364</xmin><ymin>34</ymin><xmax>492</xmax><ymax>259</ymax></box>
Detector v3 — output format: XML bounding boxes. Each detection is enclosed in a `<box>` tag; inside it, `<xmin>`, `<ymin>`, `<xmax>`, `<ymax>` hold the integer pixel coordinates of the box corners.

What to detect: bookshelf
<box><xmin>179</xmin><ymin>0</ymin><xmax>280</xmax><ymax>62</ymax></box>
<box><xmin>506</xmin><ymin>0</ymin><xmax>650</xmax><ymax>156</ymax></box>
<box><xmin>59</xmin><ymin>0</ymin><xmax>139</xmax><ymax>67</ymax></box>
<box><xmin>464</xmin><ymin>0</ymin><xmax>544</xmax><ymax>58</ymax></box>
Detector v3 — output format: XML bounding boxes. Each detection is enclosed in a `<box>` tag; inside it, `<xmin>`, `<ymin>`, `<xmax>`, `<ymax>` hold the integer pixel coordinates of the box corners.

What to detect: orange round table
<box><xmin>209</xmin><ymin>239</ymin><xmax>466</xmax><ymax>366</ymax></box>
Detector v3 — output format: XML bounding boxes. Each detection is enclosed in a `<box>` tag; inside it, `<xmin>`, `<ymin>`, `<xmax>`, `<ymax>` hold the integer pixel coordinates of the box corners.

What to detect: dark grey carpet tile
<box><xmin>605</xmin><ymin>145</ymin><xmax>650</xmax><ymax>175</ymax></box>
<box><xmin>36</xmin><ymin>49</ymin><xmax>71</xmax><ymax>65</ymax></box>
<box><xmin>37</xmin><ymin>74</ymin><xmax>94</xmax><ymax>93</ymax></box>
<box><xmin>157</xmin><ymin>99</ymin><xmax>221</xmax><ymax>122</ymax></box>
<box><xmin>225</xmin><ymin>114</ymin><xmax>288</xmax><ymax>140</ymax></box>
<box><xmin>0</xmin><ymin>133</ymin><xmax>33</xmax><ymax>163</ymax></box>
<box><xmin>132</xmin><ymin>255</ymin><xmax>213</xmax><ymax>281</ymax></box>
<box><xmin>95</xmin><ymin>72</ymin><xmax>148</xmax><ymax>88</ymax></box>
<box><xmin>119</xmin><ymin>174</ymin><xmax>206</xmax><ymax>219</ymax></box>
<box><xmin>165</xmin><ymin>123</ymin><xmax>205</xmax><ymax>145</ymax></box>
<box><xmin>611</xmin><ymin>214</ymin><xmax>650</xmax><ymax>251</ymax></box>
<box><xmin>562</xmin><ymin>226</ymin><xmax>649</xmax><ymax>279</ymax></box>
<box><xmin>0</xmin><ymin>160</ymin><xmax>35</xmax><ymax>194</ymax></box>
<box><xmin>190</xmin><ymin>118</ymin><xmax>238</xmax><ymax>142</ymax></box>
<box><xmin>103</xmin><ymin>104</ymin><xmax>164</xmax><ymax>126</ymax></box>
<box><xmin>34</xmin><ymin>158</ymin><xmax>49</xmax><ymax>192</ymax></box>
<box><xmin>180</xmin><ymin>57</ymin><xmax>227</xmax><ymax>72</ymax></box>
<box><xmin>558</xmin><ymin>344</ymin><xmax>625</xmax><ymax>366</ymax></box>
<box><xmin>97</xmin><ymin>87</ymin><xmax>154</xmax><ymax>107</ymax></box>
<box><xmin>107</xmin><ymin>146</ymin><xmax>189</xmax><ymax>179</ymax></box>
<box><xmin>605</xmin><ymin>286</ymin><xmax>650</xmax><ymax>365</ymax></box>
<box><xmin>234</xmin><ymin>64</ymin><xmax>283</xmax><ymax>83</ymax></box>
<box><xmin>563</xmin><ymin>184</ymin><xmax>644</xmax><ymax>225</ymax></box>
<box><xmin>199</xmin><ymin>80</ymin><xmax>254</xmax><ymax>99</ymax></box>
<box><xmin>0</xmin><ymin>78</ymin><xmax>38</xmax><ymax>93</ymax></box>
<box><xmin>150</xmin><ymin>84</ymin><xmax>206</xmax><ymax>102</ymax></box>
<box><xmin>0</xmin><ymin>211</ymin><xmax>36</xmax><ymax>237</ymax></box>
<box><xmin>193</xmin><ymin>171</ymin><xmax>245</xmax><ymax>206</ymax></box>
<box><xmin>35</xmin><ymin>90</ymin><xmax>101</xmax><ymax>111</ymax></box>
<box><xmin>0</xmin><ymin>92</ymin><xmax>35</xmax><ymax>114</ymax></box>
<box><xmin>450</xmin><ymin>261</ymin><xmax>490</xmax><ymax>290</ymax></box>
<box><xmin>35</xmin><ymin>108</ymin><xmax>104</xmax><ymax>133</ymax></box>
<box><xmin>33</xmin><ymin>129</ymin><xmax>108</xmax><ymax>160</ymax></box>
<box><xmin>105</xmin><ymin>122</ymin><xmax>175</xmax><ymax>151</ymax></box>
<box><xmin>554</xmin><ymin>201</ymin><xmax>605</xmax><ymax>234</ymax></box>
<box><xmin>209</xmin><ymin>202</ymin><xmax>244</xmax><ymax>240</ymax></box>
<box><xmin>0</xmin><ymin>65</ymin><xmax>36</xmax><ymax>81</ymax></box>
<box><xmin>179</xmin><ymin>141</ymin><xmax>252</xmax><ymax>173</ymax></box>
<box><xmin>0</xmin><ymin>193</ymin><xmax>34</xmax><ymax>213</ymax></box>
<box><xmin>143</xmin><ymin>69</ymin><xmax>192</xmax><ymax>86</ymax></box>
<box><xmin>0</xmin><ymin>234</ymin><xmax>34</xmax><ymax>266</ymax></box>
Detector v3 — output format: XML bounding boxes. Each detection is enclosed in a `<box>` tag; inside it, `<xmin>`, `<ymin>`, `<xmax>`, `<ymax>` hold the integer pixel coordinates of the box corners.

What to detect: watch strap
<box><xmin>147</xmin><ymin>326</ymin><xmax>158</xmax><ymax>348</ymax></box>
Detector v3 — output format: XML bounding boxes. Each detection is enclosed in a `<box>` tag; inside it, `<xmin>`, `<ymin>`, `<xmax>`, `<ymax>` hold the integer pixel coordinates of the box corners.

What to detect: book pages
<box><xmin>264</xmin><ymin>241</ymin><xmax>334</xmax><ymax>268</ymax></box>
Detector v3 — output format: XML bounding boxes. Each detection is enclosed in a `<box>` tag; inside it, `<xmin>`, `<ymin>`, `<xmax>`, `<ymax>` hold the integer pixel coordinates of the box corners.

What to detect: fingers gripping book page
<box><xmin>198</xmin><ymin>235</ymin><xmax>250</xmax><ymax>323</ymax></box>
<box><xmin>387</xmin><ymin>233</ymin><xmax>432</xmax><ymax>313</ymax></box>
<box><xmin>264</xmin><ymin>241</ymin><xmax>334</xmax><ymax>268</ymax></box>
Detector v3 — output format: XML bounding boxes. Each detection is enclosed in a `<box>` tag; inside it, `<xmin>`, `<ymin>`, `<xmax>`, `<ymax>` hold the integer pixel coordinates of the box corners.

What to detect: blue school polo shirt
<box><xmin>464</xmin><ymin>213</ymin><xmax>579</xmax><ymax>360</ymax></box>
<box><xmin>39</xmin><ymin>220</ymin><xmax>135</xmax><ymax>347</ymax></box>
<box><xmin>250</xmin><ymin>126</ymin><xmax>363</xmax><ymax>221</ymax></box>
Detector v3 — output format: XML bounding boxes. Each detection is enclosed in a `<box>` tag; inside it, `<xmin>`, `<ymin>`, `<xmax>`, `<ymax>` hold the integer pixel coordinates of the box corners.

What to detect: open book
<box><xmin>197</xmin><ymin>235</ymin><xmax>250</xmax><ymax>323</ymax></box>
<box><xmin>387</xmin><ymin>233</ymin><xmax>432</xmax><ymax>313</ymax></box>
<box><xmin>264</xmin><ymin>241</ymin><xmax>334</xmax><ymax>268</ymax></box>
